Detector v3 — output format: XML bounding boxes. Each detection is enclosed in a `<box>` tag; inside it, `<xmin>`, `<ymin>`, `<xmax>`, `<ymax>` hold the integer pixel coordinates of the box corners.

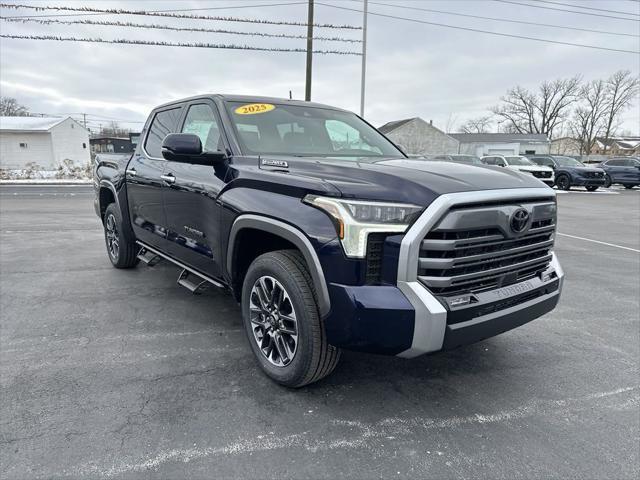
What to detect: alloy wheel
<box><xmin>249</xmin><ymin>275</ymin><xmax>298</xmax><ymax>367</ymax></box>
<box><xmin>105</xmin><ymin>213</ymin><xmax>120</xmax><ymax>260</ymax></box>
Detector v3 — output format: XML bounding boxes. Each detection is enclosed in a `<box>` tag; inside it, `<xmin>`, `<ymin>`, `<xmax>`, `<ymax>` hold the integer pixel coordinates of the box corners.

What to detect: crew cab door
<box><xmin>162</xmin><ymin>101</ymin><xmax>229</xmax><ymax>278</ymax></box>
<box><xmin>127</xmin><ymin>106</ymin><xmax>183</xmax><ymax>249</ymax></box>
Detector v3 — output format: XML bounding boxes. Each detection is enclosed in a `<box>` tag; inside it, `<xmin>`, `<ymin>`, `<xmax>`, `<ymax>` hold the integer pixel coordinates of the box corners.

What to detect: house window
<box><xmin>19</xmin><ymin>142</ymin><xmax>28</xmax><ymax>148</ymax></box>
<box><xmin>82</xmin><ymin>143</ymin><xmax>87</xmax><ymax>149</ymax></box>
<box><xmin>525</xmin><ymin>150</ymin><xmax>535</xmax><ymax>154</ymax></box>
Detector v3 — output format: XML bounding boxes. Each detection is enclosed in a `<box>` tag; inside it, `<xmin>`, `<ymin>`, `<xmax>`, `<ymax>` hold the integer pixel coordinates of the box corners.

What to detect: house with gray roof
<box><xmin>448</xmin><ymin>133</ymin><xmax>550</xmax><ymax>157</ymax></box>
<box><xmin>379</xmin><ymin>117</ymin><xmax>459</xmax><ymax>156</ymax></box>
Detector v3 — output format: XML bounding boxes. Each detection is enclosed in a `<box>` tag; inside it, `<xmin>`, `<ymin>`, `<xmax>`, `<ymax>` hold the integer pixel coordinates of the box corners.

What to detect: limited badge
<box><xmin>235</xmin><ymin>103</ymin><xmax>275</xmax><ymax>115</ymax></box>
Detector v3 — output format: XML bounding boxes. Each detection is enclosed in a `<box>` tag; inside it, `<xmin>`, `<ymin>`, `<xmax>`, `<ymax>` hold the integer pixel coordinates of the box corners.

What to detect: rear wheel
<box><xmin>603</xmin><ymin>174</ymin><xmax>612</xmax><ymax>188</ymax></box>
<box><xmin>241</xmin><ymin>250</ymin><xmax>340</xmax><ymax>388</ymax></box>
<box><xmin>556</xmin><ymin>174</ymin><xmax>571</xmax><ymax>190</ymax></box>
<box><xmin>585</xmin><ymin>186</ymin><xmax>599</xmax><ymax>192</ymax></box>
<box><xmin>103</xmin><ymin>203</ymin><xmax>139</xmax><ymax>268</ymax></box>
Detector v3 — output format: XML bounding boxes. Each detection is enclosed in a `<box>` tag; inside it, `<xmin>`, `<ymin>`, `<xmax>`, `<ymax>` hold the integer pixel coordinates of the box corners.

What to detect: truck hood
<box><xmin>259</xmin><ymin>156</ymin><xmax>550</xmax><ymax>206</ymax></box>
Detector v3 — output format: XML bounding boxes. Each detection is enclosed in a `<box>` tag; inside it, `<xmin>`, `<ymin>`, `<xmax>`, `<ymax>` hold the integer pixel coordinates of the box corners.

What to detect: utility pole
<box><xmin>305</xmin><ymin>0</ymin><xmax>314</xmax><ymax>101</ymax></box>
<box><xmin>82</xmin><ymin>113</ymin><xmax>87</xmax><ymax>129</ymax></box>
<box><xmin>359</xmin><ymin>0</ymin><xmax>368</xmax><ymax>117</ymax></box>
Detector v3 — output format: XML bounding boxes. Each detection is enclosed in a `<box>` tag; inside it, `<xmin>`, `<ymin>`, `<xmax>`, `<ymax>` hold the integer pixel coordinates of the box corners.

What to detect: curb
<box><xmin>0</xmin><ymin>180</ymin><xmax>92</xmax><ymax>185</ymax></box>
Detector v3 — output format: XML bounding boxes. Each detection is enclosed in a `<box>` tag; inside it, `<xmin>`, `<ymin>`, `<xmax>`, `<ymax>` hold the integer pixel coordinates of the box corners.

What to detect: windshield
<box><xmin>225</xmin><ymin>101</ymin><xmax>402</xmax><ymax>158</ymax></box>
<box><xmin>505</xmin><ymin>156</ymin><xmax>535</xmax><ymax>166</ymax></box>
<box><xmin>554</xmin><ymin>156</ymin><xmax>584</xmax><ymax>167</ymax></box>
<box><xmin>451</xmin><ymin>155</ymin><xmax>483</xmax><ymax>165</ymax></box>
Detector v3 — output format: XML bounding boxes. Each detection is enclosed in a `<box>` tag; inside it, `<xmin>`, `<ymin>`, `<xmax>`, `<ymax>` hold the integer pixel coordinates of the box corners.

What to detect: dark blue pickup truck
<box><xmin>94</xmin><ymin>95</ymin><xmax>563</xmax><ymax>387</ymax></box>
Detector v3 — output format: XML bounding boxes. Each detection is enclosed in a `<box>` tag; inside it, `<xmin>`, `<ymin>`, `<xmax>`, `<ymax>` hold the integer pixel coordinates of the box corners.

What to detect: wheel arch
<box><xmin>227</xmin><ymin>215</ymin><xmax>331</xmax><ymax>318</ymax></box>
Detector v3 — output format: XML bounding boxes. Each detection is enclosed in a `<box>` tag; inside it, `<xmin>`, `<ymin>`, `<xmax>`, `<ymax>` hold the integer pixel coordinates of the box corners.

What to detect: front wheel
<box><xmin>241</xmin><ymin>250</ymin><xmax>340</xmax><ymax>388</ymax></box>
<box><xmin>624</xmin><ymin>184</ymin><xmax>636</xmax><ymax>189</ymax></box>
<box><xmin>603</xmin><ymin>174</ymin><xmax>612</xmax><ymax>188</ymax></box>
<box><xmin>103</xmin><ymin>203</ymin><xmax>139</xmax><ymax>268</ymax></box>
<box><xmin>585</xmin><ymin>186</ymin><xmax>599</xmax><ymax>192</ymax></box>
<box><xmin>555</xmin><ymin>174</ymin><xmax>571</xmax><ymax>190</ymax></box>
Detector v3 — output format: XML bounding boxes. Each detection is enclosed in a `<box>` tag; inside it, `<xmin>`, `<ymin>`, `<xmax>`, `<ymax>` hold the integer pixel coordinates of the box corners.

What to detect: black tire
<box><xmin>603</xmin><ymin>174</ymin><xmax>612</xmax><ymax>188</ymax></box>
<box><xmin>555</xmin><ymin>174</ymin><xmax>571</xmax><ymax>190</ymax></box>
<box><xmin>103</xmin><ymin>203</ymin><xmax>139</xmax><ymax>268</ymax></box>
<box><xmin>585</xmin><ymin>186</ymin><xmax>599</xmax><ymax>192</ymax></box>
<box><xmin>241</xmin><ymin>250</ymin><xmax>341</xmax><ymax>388</ymax></box>
<box><xmin>624</xmin><ymin>184</ymin><xmax>635</xmax><ymax>189</ymax></box>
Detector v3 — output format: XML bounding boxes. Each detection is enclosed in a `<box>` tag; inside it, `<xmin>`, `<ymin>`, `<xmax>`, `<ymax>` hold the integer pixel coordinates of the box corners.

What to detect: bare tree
<box><xmin>491</xmin><ymin>76</ymin><xmax>581</xmax><ymax>138</ymax></box>
<box><xmin>458</xmin><ymin>115</ymin><xmax>493</xmax><ymax>134</ymax></box>
<box><xmin>101</xmin><ymin>121</ymin><xmax>130</xmax><ymax>136</ymax></box>
<box><xmin>600</xmin><ymin>70</ymin><xmax>639</xmax><ymax>153</ymax></box>
<box><xmin>0</xmin><ymin>97</ymin><xmax>30</xmax><ymax>116</ymax></box>
<box><xmin>569</xmin><ymin>80</ymin><xmax>608</xmax><ymax>155</ymax></box>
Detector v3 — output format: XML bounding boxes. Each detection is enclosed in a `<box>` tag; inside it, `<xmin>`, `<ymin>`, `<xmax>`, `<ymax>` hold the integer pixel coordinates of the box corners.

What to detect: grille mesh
<box><xmin>418</xmin><ymin>204</ymin><xmax>555</xmax><ymax>296</ymax></box>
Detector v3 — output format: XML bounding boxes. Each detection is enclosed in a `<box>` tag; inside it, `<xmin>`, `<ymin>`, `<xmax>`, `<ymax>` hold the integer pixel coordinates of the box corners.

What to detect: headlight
<box><xmin>303</xmin><ymin>195</ymin><xmax>423</xmax><ymax>258</ymax></box>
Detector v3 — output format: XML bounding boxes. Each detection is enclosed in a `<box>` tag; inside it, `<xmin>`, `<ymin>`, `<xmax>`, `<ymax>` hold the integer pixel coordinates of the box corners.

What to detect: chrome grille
<box><xmin>532</xmin><ymin>171</ymin><xmax>552</xmax><ymax>179</ymax></box>
<box><xmin>418</xmin><ymin>200</ymin><xmax>556</xmax><ymax>296</ymax></box>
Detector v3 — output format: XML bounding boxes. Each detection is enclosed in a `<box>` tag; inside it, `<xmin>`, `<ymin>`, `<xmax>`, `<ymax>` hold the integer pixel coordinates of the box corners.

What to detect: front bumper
<box><xmin>572</xmin><ymin>176</ymin><xmax>605</xmax><ymax>186</ymax></box>
<box><xmin>323</xmin><ymin>188</ymin><xmax>564</xmax><ymax>358</ymax></box>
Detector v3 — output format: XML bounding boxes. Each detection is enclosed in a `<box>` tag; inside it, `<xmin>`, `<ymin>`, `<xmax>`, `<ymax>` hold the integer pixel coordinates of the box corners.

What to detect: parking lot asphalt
<box><xmin>1</xmin><ymin>184</ymin><xmax>638</xmax><ymax>479</ymax></box>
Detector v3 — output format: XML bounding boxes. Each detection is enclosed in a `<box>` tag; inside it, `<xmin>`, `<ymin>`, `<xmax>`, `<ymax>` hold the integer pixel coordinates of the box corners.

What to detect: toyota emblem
<box><xmin>510</xmin><ymin>208</ymin><xmax>530</xmax><ymax>233</ymax></box>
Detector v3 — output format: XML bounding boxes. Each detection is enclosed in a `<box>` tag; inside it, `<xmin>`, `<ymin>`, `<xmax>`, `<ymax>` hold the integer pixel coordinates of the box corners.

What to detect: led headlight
<box><xmin>304</xmin><ymin>195</ymin><xmax>423</xmax><ymax>258</ymax></box>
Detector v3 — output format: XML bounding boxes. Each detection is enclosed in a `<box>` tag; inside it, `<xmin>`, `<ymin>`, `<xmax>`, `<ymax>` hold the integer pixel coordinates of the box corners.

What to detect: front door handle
<box><xmin>126</xmin><ymin>168</ymin><xmax>137</xmax><ymax>176</ymax></box>
<box><xmin>160</xmin><ymin>173</ymin><xmax>176</xmax><ymax>185</ymax></box>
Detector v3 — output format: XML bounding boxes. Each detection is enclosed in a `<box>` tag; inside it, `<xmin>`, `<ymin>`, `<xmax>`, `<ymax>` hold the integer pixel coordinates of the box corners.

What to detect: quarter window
<box><xmin>144</xmin><ymin>107</ymin><xmax>182</xmax><ymax>158</ymax></box>
<box><xmin>181</xmin><ymin>104</ymin><xmax>222</xmax><ymax>152</ymax></box>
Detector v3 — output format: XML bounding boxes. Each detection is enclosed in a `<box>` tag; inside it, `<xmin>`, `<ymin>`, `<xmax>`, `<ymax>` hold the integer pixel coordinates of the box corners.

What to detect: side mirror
<box><xmin>161</xmin><ymin>133</ymin><xmax>227</xmax><ymax>165</ymax></box>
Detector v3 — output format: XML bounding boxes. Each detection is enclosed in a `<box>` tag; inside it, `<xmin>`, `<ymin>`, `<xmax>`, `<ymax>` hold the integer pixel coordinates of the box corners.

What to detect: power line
<box><xmin>530</xmin><ymin>0</ymin><xmax>640</xmax><ymax>17</ymax></box>
<box><xmin>0</xmin><ymin>3</ymin><xmax>361</xmax><ymax>29</ymax></box>
<box><xmin>493</xmin><ymin>0</ymin><xmax>640</xmax><ymax>22</ymax></box>
<box><xmin>0</xmin><ymin>1</ymin><xmax>309</xmax><ymax>19</ymax></box>
<box><xmin>361</xmin><ymin>0</ymin><xmax>638</xmax><ymax>38</ymax></box>
<box><xmin>0</xmin><ymin>34</ymin><xmax>362</xmax><ymax>55</ymax></box>
<box><xmin>316</xmin><ymin>2</ymin><xmax>640</xmax><ymax>54</ymax></box>
<box><xmin>1</xmin><ymin>17</ymin><xmax>362</xmax><ymax>43</ymax></box>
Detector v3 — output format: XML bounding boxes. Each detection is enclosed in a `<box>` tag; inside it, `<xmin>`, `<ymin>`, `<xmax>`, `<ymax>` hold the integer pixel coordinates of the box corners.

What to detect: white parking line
<box><xmin>555</xmin><ymin>190</ymin><xmax>619</xmax><ymax>195</ymax></box>
<box><xmin>557</xmin><ymin>233</ymin><xmax>640</xmax><ymax>253</ymax></box>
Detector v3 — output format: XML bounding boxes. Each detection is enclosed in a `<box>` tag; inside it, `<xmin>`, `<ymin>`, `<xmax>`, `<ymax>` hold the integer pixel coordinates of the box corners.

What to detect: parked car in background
<box><xmin>430</xmin><ymin>154</ymin><xmax>483</xmax><ymax>165</ymax></box>
<box><xmin>481</xmin><ymin>155</ymin><xmax>555</xmax><ymax>187</ymax></box>
<box><xmin>598</xmin><ymin>157</ymin><xmax>640</xmax><ymax>189</ymax></box>
<box><xmin>527</xmin><ymin>155</ymin><xmax>606</xmax><ymax>191</ymax></box>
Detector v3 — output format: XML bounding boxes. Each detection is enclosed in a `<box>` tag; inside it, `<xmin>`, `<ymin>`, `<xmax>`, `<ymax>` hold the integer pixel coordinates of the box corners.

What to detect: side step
<box><xmin>177</xmin><ymin>269</ymin><xmax>210</xmax><ymax>295</ymax></box>
<box><xmin>137</xmin><ymin>248</ymin><xmax>162</xmax><ymax>266</ymax></box>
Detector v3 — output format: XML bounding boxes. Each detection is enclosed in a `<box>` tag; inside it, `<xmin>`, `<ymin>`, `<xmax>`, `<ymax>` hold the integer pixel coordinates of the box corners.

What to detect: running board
<box><xmin>135</xmin><ymin>241</ymin><xmax>226</xmax><ymax>294</ymax></box>
<box><xmin>177</xmin><ymin>269</ymin><xmax>209</xmax><ymax>295</ymax></box>
<box><xmin>137</xmin><ymin>248</ymin><xmax>162</xmax><ymax>266</ymax></box>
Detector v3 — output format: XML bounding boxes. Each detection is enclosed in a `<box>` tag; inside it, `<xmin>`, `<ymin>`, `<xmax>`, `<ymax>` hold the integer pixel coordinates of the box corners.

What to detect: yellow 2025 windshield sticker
<box><xmin>234</xmin><ymin>103</ymin><xmax>276</xmax><ymax>115</ymax></box>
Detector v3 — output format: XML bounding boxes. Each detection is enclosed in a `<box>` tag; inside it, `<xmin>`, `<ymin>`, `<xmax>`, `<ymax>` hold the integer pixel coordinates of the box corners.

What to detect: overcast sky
<box><xmin>1</xmin><ymin>0</ymin><xmax>638</xmax><ymax>134</ymax></box>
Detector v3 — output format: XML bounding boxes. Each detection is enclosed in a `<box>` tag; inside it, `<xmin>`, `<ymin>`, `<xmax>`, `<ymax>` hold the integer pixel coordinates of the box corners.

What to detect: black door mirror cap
<box><xmin>161</xmin><ymin>133</ymin><xmax>227</xmax><ymax>165</ymax></box>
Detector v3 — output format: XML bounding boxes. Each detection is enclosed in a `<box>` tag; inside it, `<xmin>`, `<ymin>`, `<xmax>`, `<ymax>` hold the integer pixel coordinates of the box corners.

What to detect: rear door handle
<box><xmin>126</xmin><ymin>168</ymin><xmax>137</xmax><ymax>176</ymax></box>
<box><xmin>160</xmin><ymin>173</ymin><xmax>176</xmax><ymax>185</ymax></box>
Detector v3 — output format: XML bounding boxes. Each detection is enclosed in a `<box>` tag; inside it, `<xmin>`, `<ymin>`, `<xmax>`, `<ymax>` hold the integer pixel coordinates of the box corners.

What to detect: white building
<box><xmin>0</xmin><ymin>116</ymin><xmax>91</xmax><ymax>171</ymax></box>
<box><xmin>448</xmin><ymin>133</ymin><xmax>550</xmax><ymax>157</ymax></box>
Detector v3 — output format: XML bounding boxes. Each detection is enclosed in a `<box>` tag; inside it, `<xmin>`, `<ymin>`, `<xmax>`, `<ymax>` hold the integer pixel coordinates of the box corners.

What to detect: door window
<box><xmin>182</xmin><ymin>104</ymin><xmax>222</xmax><ymax>152</ymax></box>
<box><xmin>144</xmin><ymin>107</ymin><xmax>182</xmax><ymax>158</ymax></box>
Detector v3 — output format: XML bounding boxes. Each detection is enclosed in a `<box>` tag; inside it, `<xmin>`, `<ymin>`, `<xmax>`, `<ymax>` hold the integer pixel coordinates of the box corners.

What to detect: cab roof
<box><xmin>153</xmin><ymin>94</ymin><xmax>349</xmax><ymax>113</ymax></box>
